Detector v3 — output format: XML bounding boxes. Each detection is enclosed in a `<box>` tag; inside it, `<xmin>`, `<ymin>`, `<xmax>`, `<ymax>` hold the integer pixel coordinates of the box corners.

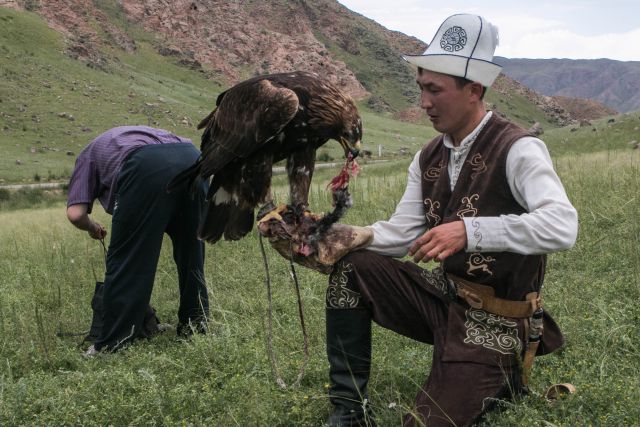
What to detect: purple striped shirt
<box><xmin>67</xmin><ymin>126</ymin><xmax>193</xmax><ymax>214</ymax></box>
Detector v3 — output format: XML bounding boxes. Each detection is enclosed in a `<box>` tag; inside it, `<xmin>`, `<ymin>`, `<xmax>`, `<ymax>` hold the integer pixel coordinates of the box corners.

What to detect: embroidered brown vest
<box><xmin>419</xmin><ymin>113</ymin><xmax>545</xmax><ymax>302</ymax></box>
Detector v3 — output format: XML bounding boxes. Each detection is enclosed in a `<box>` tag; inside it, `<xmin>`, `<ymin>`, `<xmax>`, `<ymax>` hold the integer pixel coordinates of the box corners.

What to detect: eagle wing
<box><xmin>192</xmin><ymin>77</ymin><xmax>301</xmax><ymax>243</ymax></box>
<box><xmin>197</xmin><ymin>78</ymin><xmax>300</xmax><ymax>178</ymax></box>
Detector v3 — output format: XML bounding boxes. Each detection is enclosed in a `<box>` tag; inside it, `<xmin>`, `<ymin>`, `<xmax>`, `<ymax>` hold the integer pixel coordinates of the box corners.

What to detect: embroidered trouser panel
<box><xmin>326</xmin><ymin>250</ymin><xmax>520</xmax><ymax>427</ymax></box>
<box><xmin>96</xmin><ymin>144</ymin><xmax>209</xmax><ymax>351</ymax></box>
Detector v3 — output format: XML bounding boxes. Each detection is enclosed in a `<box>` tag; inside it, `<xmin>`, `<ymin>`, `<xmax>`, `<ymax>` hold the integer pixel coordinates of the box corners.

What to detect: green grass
<box><xmin>1</xmin><ymin>5</ymin><xmax>639</xmax><ymax>424</ymax></box>
<box><xmin>0</xmin><ymin>187</ymin><xmax>67</xmax><ymax>211</ymax></box>
<box><xmin>0</xmin><ymin>149</ymin><xmax>638</xmax><ymax>425</ymax></box>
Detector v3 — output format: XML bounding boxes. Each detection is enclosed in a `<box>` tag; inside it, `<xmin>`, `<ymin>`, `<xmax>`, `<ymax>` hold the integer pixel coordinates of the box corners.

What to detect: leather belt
<box><xmin>447</xmin><ymin>274</ymin><xmax>541</xmax><ymax>318</ymax></box>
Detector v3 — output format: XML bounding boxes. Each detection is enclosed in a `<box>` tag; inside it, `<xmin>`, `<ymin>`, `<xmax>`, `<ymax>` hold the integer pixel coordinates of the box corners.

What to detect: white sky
<box><xmin>338</xmin><ymin>0</ymin><xmax>640</xmax><ymax>61</ymax></box>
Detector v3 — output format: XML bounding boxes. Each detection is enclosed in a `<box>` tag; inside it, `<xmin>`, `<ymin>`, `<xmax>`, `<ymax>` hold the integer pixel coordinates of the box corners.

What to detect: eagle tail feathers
<box><xmin>224</xmin><ymin>206</ymin><xmax>254</xmax><ymax>241</ymax></box>
<box><xmin>197</xmin><ymin>200</ymin><xmax>229</xmax><ymax>244</ymax></box>
<box><xmin>197</xmin><ymin>187</ymin><xmax>255</xmax><ymax>243</ymax></box>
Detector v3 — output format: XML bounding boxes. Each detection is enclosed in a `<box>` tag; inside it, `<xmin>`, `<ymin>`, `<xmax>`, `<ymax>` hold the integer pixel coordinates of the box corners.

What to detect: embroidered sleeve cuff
<box><xmin>463</xmin><ymin>216</ymin><xmax>506</xmax><ymax>252</ymax></box>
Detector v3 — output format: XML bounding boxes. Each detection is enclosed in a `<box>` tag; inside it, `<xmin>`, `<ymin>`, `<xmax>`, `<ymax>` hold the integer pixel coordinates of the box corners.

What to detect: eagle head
<box><xmin>334</xmin><ymin>100</ymin><xmax>362</xmax><ymax>159</ymax></box>
<box><xmin>307</xmin><ymin>81</ymin><xmax>363</xmax><ymax>159</ymax></box>
<box><xmin>338</xmin><ymin>112</ymin><xmax>362</xmax><ymax>159</ymax></box>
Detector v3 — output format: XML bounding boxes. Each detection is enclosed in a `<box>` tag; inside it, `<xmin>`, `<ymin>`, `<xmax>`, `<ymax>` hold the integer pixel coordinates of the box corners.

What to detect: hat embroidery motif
<box><xmin>440</xmin><ymin>26</ymin><xmax>467</xmax><ymax>52</ymax></box>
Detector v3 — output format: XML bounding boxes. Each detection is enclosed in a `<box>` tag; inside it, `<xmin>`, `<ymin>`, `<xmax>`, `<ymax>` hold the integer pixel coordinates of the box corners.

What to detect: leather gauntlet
<box><xmin>259</xmin><ymin>222</ymin><xmax>373</xmax><ymax>274</ymax></box>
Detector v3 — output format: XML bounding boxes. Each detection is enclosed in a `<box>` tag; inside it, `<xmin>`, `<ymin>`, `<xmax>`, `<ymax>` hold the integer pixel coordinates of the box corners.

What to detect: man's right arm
<box><xmin>367</xmin><ymin>152</ymin><xmax>427</xmax><ymax>257</ymax></box>
<box><xmin>67</xmin><ymin>203</ymin><xmax>107</xmax><ymax>240</ymax></box>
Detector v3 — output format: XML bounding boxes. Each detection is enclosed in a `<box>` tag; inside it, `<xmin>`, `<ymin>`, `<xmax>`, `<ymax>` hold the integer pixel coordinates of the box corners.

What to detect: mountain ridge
<box><xmin>0</xmin><ymin>0</ymin><xmax>622</xmax><ymax>125</ymax></box>
<box><xmin>495</xmin><ymin>57</ymin><xmax>639</xmax><ymax>113</ymax></box>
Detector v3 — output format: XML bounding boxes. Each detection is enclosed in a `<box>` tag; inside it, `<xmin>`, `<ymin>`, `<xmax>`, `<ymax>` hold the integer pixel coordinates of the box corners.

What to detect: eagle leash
<box><xmin>258</xmin><ymin>233</ymin><xmax>310</xmax><ymax>389</ymax></box>
<box><xmin>56</xmin><ymin>238</ymin><xmax>108</xmax><ymax>341</ymax></box>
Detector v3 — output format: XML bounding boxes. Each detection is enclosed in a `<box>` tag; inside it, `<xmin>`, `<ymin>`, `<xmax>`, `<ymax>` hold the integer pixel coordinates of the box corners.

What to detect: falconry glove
<box><xmin>260</xmin><ymin>222</ymin><xmax>373</xmax><ymax>274</ymax></box>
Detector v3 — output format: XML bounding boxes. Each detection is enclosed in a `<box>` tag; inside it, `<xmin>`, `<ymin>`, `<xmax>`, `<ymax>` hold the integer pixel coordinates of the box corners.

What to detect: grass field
<box><xmin>1</xmin><ymin>4</ymin><xmax>640</xmax><ymax>426</ymax></box>
<box><xmin>0</xmin><ymin>148</ymin><xmax>638</xmax><ymax>426</ymax></box>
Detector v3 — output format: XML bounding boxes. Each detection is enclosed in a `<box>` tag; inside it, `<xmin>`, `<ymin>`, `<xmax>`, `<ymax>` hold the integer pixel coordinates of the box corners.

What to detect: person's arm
<box><xmin>67</xmin><ymin>203</ymin><xmax>107</xmax><ymax>240</ymax></box>
<box><xmin>462</xmin><ymin>136</ymin><xmax>578</xmax><ymax>254</ymax></box>
<box><xmin>367</xmin><ymin>152</ymin><xmax>429</xmax><ymax>257</ymax></box>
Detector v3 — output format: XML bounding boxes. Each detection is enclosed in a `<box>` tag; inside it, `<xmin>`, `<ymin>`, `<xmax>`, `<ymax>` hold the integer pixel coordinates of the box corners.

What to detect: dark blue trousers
<box><xmin>96</xmin><ymin>144</ymin><xmax>209</xmax><ymax>351</ymax></box>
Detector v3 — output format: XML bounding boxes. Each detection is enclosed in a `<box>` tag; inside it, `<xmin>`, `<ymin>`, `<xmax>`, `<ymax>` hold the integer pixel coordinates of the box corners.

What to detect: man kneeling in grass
<box><xmin>321</xmin><ymin>13</ymin><xmax>578</xmax><ymax>427</ymax></box>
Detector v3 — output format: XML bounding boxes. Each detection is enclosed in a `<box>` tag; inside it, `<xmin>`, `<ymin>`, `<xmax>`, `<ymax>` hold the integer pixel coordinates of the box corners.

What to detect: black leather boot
<box><xmin>326</xmin><ymin>308</ymin><xmax>375</xmax><ymax>427</ymax></box>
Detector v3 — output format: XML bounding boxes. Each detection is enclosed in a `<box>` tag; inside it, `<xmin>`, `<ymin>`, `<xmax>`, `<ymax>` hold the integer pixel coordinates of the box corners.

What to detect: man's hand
<box><xmin>88</xmin><ymin>221</ymin><xmax>107</xmax><ymax>240</ymax></box>
<box><xmin>408</xmin><ymin>220</ymin><xmax>467</xmax><ymax>263</ymax></box>
<box><xmin>67</xmin><ymin>203</ymin><xmax>107</xmax><ymax>240</ymax></box>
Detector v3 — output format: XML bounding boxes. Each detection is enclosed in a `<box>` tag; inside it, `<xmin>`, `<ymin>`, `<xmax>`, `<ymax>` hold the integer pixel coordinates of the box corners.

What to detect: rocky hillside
<box><xmin>495</xmin><ymin>57</ymin><xmax>639</xmax><ymax>113</ymax></box>
<box><xmin>0</xmin><ymin>0</ymin><xmax>615</xmax><ymax>125</ymax></box>
<box><xmin>491</xmin><ymin>75</ymin><xmax>573</xmax><ymax>125</ymax></box>
<box><xmin>550</xmin><ymin>96</ymin><xmax>617</xmax><ymax>121</ymax></box>
<box><xmin>1</xmin><ymin>0</ymin><xmax>424</xmax><ymax>109</ymax></box>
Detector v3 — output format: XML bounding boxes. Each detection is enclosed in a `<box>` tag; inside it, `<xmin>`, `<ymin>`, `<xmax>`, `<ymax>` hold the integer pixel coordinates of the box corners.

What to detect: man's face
<box><xmin>416</xmin><ymin>69</ymin><xmax>475</xmax><ymax>139</ymax></box>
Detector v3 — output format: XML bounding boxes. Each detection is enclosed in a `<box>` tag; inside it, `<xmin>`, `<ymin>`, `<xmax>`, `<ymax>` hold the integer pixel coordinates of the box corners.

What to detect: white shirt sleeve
<box><xmin>367</xmin><ymin>151</ymin><xmax>428</xmax><ymax>257</ymax></box>
<box><xmin>462</xmin><ymin>137</ymin><xmax>578</xmax><ymax>254</ymax></box>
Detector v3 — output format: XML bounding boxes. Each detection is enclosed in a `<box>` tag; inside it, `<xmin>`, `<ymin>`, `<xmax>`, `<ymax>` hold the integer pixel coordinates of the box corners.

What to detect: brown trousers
<box><xmin>327</xmin><ymin>250</ymin><xmax>521</xmax><ymax>427</ymax></box>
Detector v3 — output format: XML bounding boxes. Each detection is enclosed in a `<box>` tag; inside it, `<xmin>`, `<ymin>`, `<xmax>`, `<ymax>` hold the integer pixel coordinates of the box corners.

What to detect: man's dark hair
<box><xmin>453</xmin><ymin>76</ymin><xmax>487</xmax><ymax>100</ymax></box>
<box><xmin>418</xmin><ymin>67</ymin><xmax>487</xmax><ymax>100</ymax></box>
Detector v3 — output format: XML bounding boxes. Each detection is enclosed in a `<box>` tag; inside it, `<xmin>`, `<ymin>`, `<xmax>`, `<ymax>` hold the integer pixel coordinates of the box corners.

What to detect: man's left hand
<box><xmin>408</xmin><ymin>220</ymin><xmax>467</xmax><ymax>263</ymax></box>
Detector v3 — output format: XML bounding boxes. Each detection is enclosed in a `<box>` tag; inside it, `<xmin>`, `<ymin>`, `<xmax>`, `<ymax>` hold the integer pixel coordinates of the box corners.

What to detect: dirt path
<box><xmin>0</xmin><ymin>182</ymin><xmax>65</xmax><ymax>190</ymax></box>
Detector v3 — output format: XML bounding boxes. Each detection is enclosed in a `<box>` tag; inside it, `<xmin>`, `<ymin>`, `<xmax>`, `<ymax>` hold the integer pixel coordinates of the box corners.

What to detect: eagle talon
<box><xmin>257</xmin><ymin>201</ymin><xmax>277</xmax><ymax>221</ymax></box>
<box><xmin>257</xmin><ymin>203</ymin><xmax>288</xmax><ymax>224</ymax></box>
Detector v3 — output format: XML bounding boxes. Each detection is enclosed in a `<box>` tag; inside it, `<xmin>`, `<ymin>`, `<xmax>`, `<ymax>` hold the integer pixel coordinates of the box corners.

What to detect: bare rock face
<box><xmin>5</xmin><ymin>0</ymin><xmax>610</xmax><ymax>125</ymax></box>
<box><xmin>551</xmin><ymin>96</ymin><xmax>618</xmax><ymax>122</ymax></box>
<box><xmin>6</xmin><ymin>0</ymin><xmax>367</xmax><ymax>98</ymax></box>
<box><xmin>120</xmin><ymin>0</ymin><xmax>368</xmax><ymax>99</ymax></box>
<box><xmin>393</xmin><ymin>107</ymin><xmax>427</xmax><ymax>124</ymax></box>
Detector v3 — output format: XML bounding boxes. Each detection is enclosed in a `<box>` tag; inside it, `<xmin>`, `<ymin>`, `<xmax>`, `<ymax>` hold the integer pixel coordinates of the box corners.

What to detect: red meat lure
<box><xmin>328</xmin><ymin>153</ymin><xmax>360</xmax><ymax>192</ymax></box>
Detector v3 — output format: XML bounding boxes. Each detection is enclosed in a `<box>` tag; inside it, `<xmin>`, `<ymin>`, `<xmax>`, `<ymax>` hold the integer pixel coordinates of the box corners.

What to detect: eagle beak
<box><xmin>341</xmin><ymin>138</ymin><xmax>361</xmax><ymax>159</ymax></box>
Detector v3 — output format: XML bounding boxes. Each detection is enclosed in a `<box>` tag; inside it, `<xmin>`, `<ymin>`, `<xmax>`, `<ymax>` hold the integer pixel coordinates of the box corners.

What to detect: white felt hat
<box><xmin>403</xmin><ymin>14</ymin><xmax>502</xmax><ymax>87</ymax></box>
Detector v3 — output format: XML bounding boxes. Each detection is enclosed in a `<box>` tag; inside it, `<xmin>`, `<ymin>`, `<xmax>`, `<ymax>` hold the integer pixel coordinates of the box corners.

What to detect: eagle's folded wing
<box><xmin>197</xmin><ymin>78</ymin><xmax>299</xmax><ymax>177</ymax></box>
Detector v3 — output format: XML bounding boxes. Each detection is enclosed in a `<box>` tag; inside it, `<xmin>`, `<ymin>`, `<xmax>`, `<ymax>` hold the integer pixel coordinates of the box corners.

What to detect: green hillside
<box><xmin>0</xmin><ymin>7</ymin><xmax>437</xmax><ymax>184</ymax></box>
<box><xmin>2</xmin><ymin>5</ymin><xmax>632</xmax><ymax>187</ymax></box>
<box><xmin>0</xmin><ymin>7</ymin><xmax>220</xmax><ymax>183</ymax></box>
<box><xmin>544</xmin><ymin>113</ymin><xmax>640</xmax><ymax>157</ymax></box>
<box><xmin>486</xmin><ymin>89</ymin><xmax>559</xmax><ymax>130</ymax></box>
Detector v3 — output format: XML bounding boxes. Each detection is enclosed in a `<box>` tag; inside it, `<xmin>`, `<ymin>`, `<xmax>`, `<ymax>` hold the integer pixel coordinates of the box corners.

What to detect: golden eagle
<box><xmin>169</xmin><ymin>71</ymin><xmax>362</xmax><ymax>244</ymax></box>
